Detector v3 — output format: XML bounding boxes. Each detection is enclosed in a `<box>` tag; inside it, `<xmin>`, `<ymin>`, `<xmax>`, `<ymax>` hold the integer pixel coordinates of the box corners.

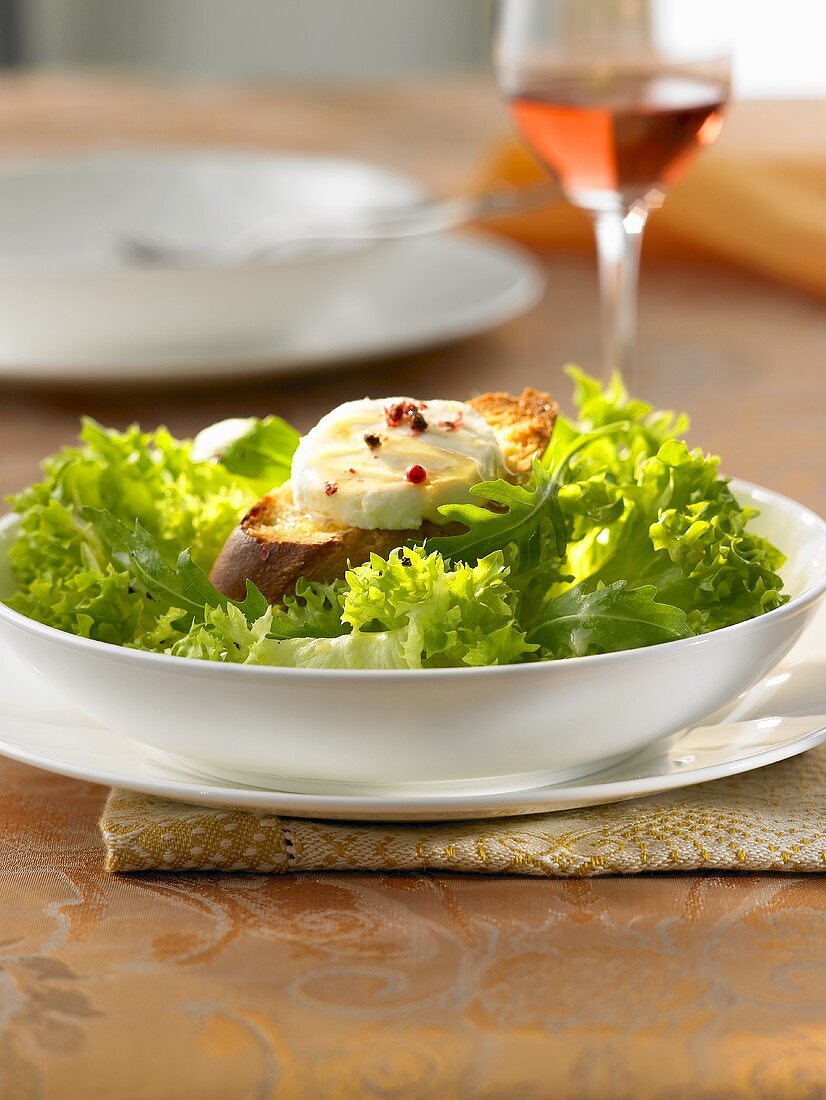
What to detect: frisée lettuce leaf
<box><xmin>6</xmin><ymin>416</ymin><xmax>297</xmax><ymax>644</ymax></box>
<box><xmin>167</xmin><ymin>546</ymin><xmax>533</xmax><ymax>669</ymax></box>
<box><xmin>427</xmin><ymin>368</ymin><xmax>788</xmax><ymax>640</ymax></box>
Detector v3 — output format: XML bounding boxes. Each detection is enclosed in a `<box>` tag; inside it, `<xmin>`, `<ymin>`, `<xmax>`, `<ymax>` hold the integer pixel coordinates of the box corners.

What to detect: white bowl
<box><xmin>0</xmin><ymin>150</ymin><xmax>421</xmax><ymax>367</ymax></box>
<box><xmin>1</xmin><ymin>480</ymin><xmax>824</xmax><ymax>795</ymax></box>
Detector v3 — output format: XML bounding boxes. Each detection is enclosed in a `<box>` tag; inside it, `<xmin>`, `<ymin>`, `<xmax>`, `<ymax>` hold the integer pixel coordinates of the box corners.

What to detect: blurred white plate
<box><xmin>0</xmin><ymin>150</ymin><xmax>544</xmax><ymax>382</ymax></box>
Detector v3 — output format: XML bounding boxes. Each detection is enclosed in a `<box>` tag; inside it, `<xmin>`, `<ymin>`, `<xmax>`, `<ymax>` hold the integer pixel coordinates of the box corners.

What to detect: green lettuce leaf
<box><xmin>341</xmin><ymin>546</ymin><xmax>534</xmax><ymax>668</ymax></box>
<box><xmin>207</xmin><ymin>415</ymin><xmax>301</xmax><ymax>491</ymax></box>
<box><xmin>528</xmin><ymin>581</ymin><xmax>691</xmax><ymax>659</ymax></box>
<box><xmin>573</xmin><ymin>438</ymin><xmax>788</xmax><ymax>632</ymax></box>
<box><xmin>172</xmin><ymin>604</ymin><xmax>279</xmax><ymax>664</ymax></box>
<box><xmin>563</xmin><ymin>364</ymin><xmax>689</xmax><ymax>452</ymax></box>
<box><xmin>275</xmin><ymin>577</ymin><xmax>348</xmax><ymax>640</ymax></box>
<box><xmin>649</xmin><ymin>499</ymin><xmax>788</xmax><ymax>634</ymax></box>
<box><xmin>173</xmin><ymin>606</ymin><xmax>408</xmax><ymax>669</ymax></box>
<box><xmin>541</xmin><ymin>367</ymin><xmax>691</xmax><ymax>528</ymax></box>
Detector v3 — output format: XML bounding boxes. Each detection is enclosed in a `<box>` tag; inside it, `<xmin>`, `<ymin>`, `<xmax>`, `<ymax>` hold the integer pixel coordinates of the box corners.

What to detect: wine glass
<box><xmin>492</xmin><ymin>0</ymin><xmax>732</xmax><ymax>381</ymax></box>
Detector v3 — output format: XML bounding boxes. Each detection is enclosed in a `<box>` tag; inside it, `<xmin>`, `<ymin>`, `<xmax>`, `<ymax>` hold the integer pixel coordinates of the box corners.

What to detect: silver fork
<box><xmin>115</xmin><ymin>181</ymin><xmax>559</xmax><ymax>269</ymax></box>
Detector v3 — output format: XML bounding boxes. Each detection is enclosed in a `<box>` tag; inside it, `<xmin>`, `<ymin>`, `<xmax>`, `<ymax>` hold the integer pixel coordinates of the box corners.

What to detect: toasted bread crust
<box><xmin>469</xmin><ymin>387</ymin><xmax>558</xmax><ymax>474</ymax></box>
<box><xmin>210</xmin><ymin>485</ymin><xmax>461</xmax><ymax>603</ymax></box>
<box><xmin>209</xmin><ymin>388</ymin><xmax>557</xmax><ymax>603</ymax></box>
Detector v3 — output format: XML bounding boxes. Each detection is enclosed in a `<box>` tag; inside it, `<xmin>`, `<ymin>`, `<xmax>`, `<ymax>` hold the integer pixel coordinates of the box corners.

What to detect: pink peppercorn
<box><xmin>404</xmin><ymin>464</ymin><xmax>427</xmax><ymax>484</ymax></box>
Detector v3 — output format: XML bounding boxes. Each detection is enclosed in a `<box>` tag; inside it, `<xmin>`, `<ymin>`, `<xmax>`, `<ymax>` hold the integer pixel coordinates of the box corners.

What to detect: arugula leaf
<box><xmin>81</xmin><ymin>505</ymin><xmax>351</xmax><ymax>652</ymax></box>
<box><xmin>528</xmin><ymin>581</ymin><xmax>691</xmax><ymax>659</ymax></box>
<box><xmin>424</xmin><ymin>423</ymin><xmax>628</xmax><ymax>570</ymax></box>
<box><xmin>423</xmin><ymin>460</ymin><xmax>566</xmax><ymax>570</ymax></box>
<box><xmin>82</xmin><ymin>507</ymin><xmax>269</xmax><ymax>627</ymax></box>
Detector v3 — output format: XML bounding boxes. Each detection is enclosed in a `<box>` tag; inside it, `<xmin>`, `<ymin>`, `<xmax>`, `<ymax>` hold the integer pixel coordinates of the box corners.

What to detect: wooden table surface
<box><xmin>0</xmin><ymin>75</ymin><xmax>824</xmax><ymax>1099</ymax></box>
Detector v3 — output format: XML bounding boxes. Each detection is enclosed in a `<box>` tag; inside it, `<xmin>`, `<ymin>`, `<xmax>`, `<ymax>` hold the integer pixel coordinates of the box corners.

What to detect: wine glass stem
<box><xmin>592</xmin><ymin>205</ymin><xmax>647</xmax><ymax>381</ymax></box>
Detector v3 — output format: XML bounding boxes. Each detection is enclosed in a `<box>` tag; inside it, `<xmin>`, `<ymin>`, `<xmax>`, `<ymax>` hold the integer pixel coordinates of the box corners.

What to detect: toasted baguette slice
<box><xmin>209</xmin><ymin>388</ymin><xmax>557</xmax><ymax>604</ymax></box>
<box><xmin>468</xmin><ymin>387</ymin><xmax>559</xmax><ymax>475</ymax></box>
<box><xmin>210</xmin><ymin>484</ymin><xmax>463</xmax><ymax>603</ymax></box>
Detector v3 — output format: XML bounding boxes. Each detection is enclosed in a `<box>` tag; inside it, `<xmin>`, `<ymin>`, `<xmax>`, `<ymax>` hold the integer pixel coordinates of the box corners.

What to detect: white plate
<box><xmin>0</xmin><ymin>149</ymin><xmax>544</xmax><ymax>382</ymax></box>
<box><xmin>0</xmin><ymin>232</ymin><xmax>543</xmax><ymax>382</ymax></box>
<box><xmin>0</xmin><ymin>604</ymin><xmax>823</xmax><ymax>822</ymax></box>
<box><xmin>0</xmin><ymin>151</ymin><xmax>425</xmax><ymax>371</ymax></box>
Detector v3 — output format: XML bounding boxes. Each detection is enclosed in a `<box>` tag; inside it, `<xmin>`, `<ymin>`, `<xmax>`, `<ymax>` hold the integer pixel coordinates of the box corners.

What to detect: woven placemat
<box><xmin>100</xmin><ymin>744</ymin><xmax>825</xmax><ymax>875</ymax></box>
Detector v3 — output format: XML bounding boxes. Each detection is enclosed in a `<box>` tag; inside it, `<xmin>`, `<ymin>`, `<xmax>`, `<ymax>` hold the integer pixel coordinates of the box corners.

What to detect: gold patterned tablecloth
<box><xmin>101</xmin><ymin>746</ymin><xmax>826</xmax><ymax>876</ymax></box>
<box><xmin>2</xmin><ymin>757</ymin><xmax>825</xmax><ymax>1099</ymax></box>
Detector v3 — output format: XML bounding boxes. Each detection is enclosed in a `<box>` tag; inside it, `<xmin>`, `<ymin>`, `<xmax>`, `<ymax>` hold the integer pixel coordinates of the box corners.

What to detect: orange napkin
<box><xmin>478</xmin><ymin>100</ymin><xmax>826</xmax><ymax>298</ymax></box>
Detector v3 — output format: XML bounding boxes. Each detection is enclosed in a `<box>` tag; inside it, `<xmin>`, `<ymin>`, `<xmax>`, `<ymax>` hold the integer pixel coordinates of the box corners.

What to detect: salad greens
<box><xmin>4</xmin><ymin>370</ymin><xmax>788</xmax><ymax>669</ymax></box>
<box><xmin>173</xmin><ymin>548</ymin><xmax>533</xmax><ymax>669</ymax></box>
<box><xmin>211</xmin><ymin>415</ymin><xmax>300</xmax><ymax>491</ymax></box>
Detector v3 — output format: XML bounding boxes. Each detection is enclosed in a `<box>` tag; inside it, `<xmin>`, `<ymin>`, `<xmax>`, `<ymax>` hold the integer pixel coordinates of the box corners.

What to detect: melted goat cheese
<box><xmin>291</xmin><ymin>397</ymin><xmax>507</xmax><ymax>530</ymax></box>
